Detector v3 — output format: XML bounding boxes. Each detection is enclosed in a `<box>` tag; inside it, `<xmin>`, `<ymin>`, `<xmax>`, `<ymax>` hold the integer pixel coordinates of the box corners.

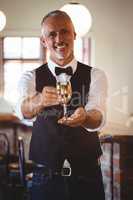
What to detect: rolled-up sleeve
<box><xmin>85</xmin><ymin>68</ymin><xmax>108</xmax><ymax>132</ymax></box>
<box><xmin>15</xmin><ymin>70</ymin><xmax>36</xmax><ymax>124</ymax></box>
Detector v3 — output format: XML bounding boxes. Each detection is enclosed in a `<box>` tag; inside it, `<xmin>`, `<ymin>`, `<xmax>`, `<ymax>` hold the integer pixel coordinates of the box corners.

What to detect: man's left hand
<box><xmin>58</xmin><ymin>107</ymin><xmax>87</xmax><ymax>127</ymax></box>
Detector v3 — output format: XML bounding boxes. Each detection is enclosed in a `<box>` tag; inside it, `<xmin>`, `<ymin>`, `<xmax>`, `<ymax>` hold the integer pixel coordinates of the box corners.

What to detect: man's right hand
<box><xmin>21</xmin><ymin>86</ymin><xmax>59</xmax><ymax>119</ymax></box>
<box><xmin>41</xmin><ymin>86</ymin><xmax>59</xmax><ymax>107</ymax></box>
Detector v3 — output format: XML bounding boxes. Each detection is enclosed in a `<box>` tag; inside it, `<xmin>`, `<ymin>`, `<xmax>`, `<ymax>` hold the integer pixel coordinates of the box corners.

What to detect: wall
<box><xmin>0</xmin><ymin>0</ymin><xmax>133</xmax><ymax>132</ymax></box>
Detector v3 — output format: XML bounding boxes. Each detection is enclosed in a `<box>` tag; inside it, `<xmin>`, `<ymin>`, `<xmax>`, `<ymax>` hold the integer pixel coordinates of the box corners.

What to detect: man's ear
<box><xmin>40</xmin><ymin>36</ymin><xmax>47</xmax><ymax>48</ymax></box>
<box><xmin>74</xmin><ymin>32</ymin><xmax>76</xmax><ymax>40</ymax></box>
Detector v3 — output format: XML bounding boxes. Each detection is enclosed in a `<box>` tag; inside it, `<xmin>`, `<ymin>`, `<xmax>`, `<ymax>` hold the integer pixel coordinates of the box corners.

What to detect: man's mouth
<box><xmin>55</xmin><ymin>44</ymin><xmax>67</xmax><ymax>51</ymax></box>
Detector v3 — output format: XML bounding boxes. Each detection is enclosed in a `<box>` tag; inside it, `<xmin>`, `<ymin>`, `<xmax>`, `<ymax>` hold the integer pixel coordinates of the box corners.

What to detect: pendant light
<box><xmin>60</xmin><ymin>2</ymin><xmax>92</xmax><ymax>37</ymax></box>
<box><xmin>0</xmin><ymin>11</ymin><xmax>6</xmax><ymax>31</ymax></box>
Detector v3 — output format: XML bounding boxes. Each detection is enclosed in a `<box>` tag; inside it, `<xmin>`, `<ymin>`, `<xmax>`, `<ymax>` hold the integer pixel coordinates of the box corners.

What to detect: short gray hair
<box><xmin>41</xmin><ymin>10</ymin><xmax>73</xmax><ymax>26</ymax></box>
<box><xmin>41</xmin><ymin>10</ymin><xmax>75</xmax><ymax>36</ymax></box>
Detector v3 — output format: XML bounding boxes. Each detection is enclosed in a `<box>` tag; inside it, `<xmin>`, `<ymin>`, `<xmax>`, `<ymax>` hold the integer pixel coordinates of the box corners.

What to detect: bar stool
<box><xmin>18</xmin><ymin>136</ymin><xmax>33</xmax><ymax>200</ymax></box>
<box><xmin>0</xmin><ymin>132</ymin><xmax>10</xmax><ymax>200</ymax></box>
<box><xmin>0</xmin><ymin>132</ymin><xmax>10</xmax><ymax>182</ymax></box>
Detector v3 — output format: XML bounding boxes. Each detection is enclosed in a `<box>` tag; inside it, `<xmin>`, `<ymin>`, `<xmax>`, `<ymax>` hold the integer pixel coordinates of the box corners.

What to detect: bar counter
<box><xmin>100</xmin><ymin>134</ymin><xmax>133</xmax><ymax>200</ymax></box>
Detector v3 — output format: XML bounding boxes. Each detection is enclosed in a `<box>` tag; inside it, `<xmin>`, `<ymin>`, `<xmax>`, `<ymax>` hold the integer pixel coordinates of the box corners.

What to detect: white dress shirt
<box><xmin>15</xmin><ymin>58</ymin><xmax>108</xmax><ymax>132</ymax></box>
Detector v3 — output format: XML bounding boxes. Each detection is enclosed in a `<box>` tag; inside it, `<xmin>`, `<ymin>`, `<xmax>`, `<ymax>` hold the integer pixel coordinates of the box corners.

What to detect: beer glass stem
<box><xmin>63</xmin><ymin>103</ymin><xmax>67</xmax><ymax>117</ymax></box>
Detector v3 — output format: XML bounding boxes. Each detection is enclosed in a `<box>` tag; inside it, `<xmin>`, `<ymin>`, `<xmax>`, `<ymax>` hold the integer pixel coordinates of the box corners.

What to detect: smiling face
<box><xmin>41</xmin><ymin>13</ymin><xmax>76</xmax><ymax>66</ymax></box>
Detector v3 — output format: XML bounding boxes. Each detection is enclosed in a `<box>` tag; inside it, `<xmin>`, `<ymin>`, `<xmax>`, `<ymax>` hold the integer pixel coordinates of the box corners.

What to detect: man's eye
<box><xmin>61</xmin><ymin>30</ymin><xmax>69</xmax><ymax>34</ymax></box>
<box><xmin>49</xmin><ymin>32</ymin><xmax>56</xmax><ymax>38</ymax></box>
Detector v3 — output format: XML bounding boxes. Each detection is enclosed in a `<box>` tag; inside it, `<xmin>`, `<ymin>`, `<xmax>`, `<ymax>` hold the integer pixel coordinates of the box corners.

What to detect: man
<box><xmin>16</xmin><ymin>10</ymin><xmax>107</xmax><ymax>200</ymax></box>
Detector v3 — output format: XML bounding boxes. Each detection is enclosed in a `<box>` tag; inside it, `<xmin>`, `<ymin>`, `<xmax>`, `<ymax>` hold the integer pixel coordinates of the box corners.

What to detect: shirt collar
<box><xmin>47</xmin><ymin>58</ymin><xmax>77</xmax><ymax>77</ymax></box>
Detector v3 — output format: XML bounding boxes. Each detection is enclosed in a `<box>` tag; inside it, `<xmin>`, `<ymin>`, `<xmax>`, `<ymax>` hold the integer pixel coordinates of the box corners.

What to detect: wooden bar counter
<box><xmin>100</xmin><ymin>134</ymin><xmax>133</xmax><ymax>200</ymax></box>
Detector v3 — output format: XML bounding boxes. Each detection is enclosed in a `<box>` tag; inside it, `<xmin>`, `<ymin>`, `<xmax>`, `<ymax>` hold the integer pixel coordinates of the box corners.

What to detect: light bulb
<box><xmin>60</xmin><ymin>3</ymin><xmax>92</xmax><ymax>37</ymax></box>
<box><xmin>0</xmin><ymin>11</ymin><xmax>6</xmax><ymax>31</ymax></box>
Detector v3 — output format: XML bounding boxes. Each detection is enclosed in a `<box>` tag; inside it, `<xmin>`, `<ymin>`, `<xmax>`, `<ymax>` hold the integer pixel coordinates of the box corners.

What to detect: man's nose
<box><xmin>55</xmin><ymin>32</ymin><xmax>64</xmax><ymax>43</ymax></box>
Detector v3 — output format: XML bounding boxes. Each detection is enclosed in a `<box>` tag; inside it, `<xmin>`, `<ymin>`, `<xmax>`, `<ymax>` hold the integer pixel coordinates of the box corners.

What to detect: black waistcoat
<box><xmin>29</xmin><ymin>62</ymin><xmax>102</xmax><ymax>171</ymax></box>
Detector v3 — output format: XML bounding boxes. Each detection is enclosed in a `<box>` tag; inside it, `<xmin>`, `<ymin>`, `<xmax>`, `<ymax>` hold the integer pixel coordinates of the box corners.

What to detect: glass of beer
<box><xmin>56</xmin><ymin>80</ymin><xmax>72</xmax><ymax>117</ymax></box>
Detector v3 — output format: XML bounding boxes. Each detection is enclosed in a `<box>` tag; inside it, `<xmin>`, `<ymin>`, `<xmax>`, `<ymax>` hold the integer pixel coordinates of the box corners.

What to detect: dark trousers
<box><xmin>31</xmin><ymin>165</ymin><xmax>105</xmax><ymax>200</ymax></box>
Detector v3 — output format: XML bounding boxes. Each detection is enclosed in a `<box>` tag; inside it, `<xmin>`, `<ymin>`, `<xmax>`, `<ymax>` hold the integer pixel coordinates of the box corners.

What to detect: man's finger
<box><xmin>58</xmin><ymin>115</ymin><xmax>81</xmax><ymax>127</ymax></box>
<box><xmin>43</xmin><ymin>86</ymin><xmax>57</xmax><ymax>94</ymax></box>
